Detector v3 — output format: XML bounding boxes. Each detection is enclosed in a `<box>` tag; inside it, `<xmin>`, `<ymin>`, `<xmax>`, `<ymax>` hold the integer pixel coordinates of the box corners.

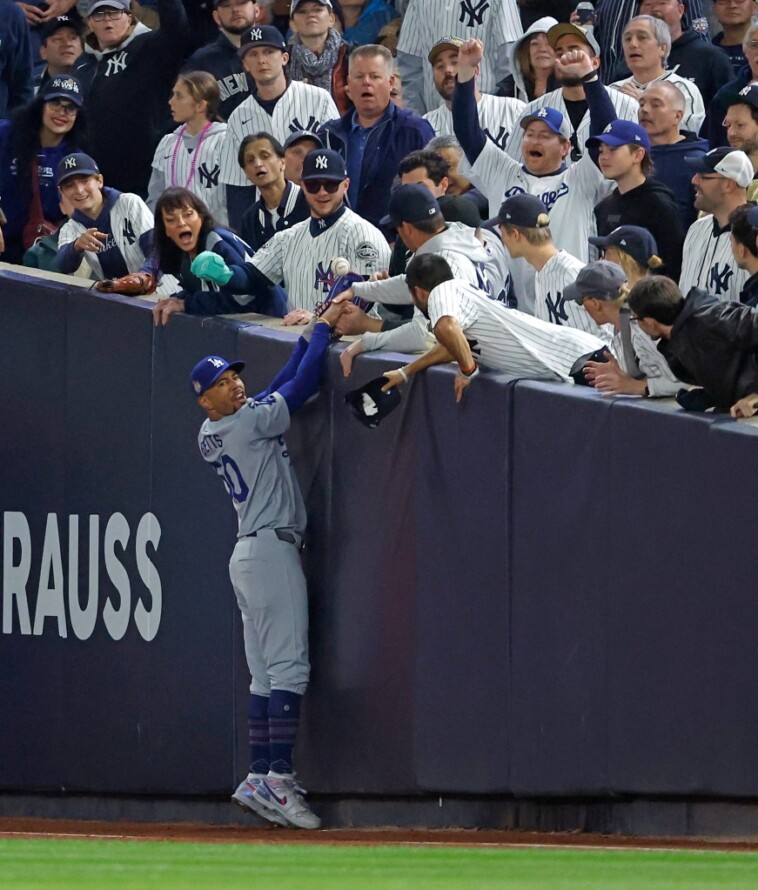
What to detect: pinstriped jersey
<box><xmin>251</xmin><ymin>206</ymin><xmax>391</xmax><ymax>312</ymax></box>
<box><xmin>427</xmin><ymin>278</ymin><xmax>606</xmax><ymax>381</ymax></box>
<box><xmin>504</xmin><ymin>87</ymin><xmax>640</xmax><ymax>164</ymax></box>
<box><xmin>678</xmin><ymin>215</ymin><xmax>748</xmax><ymax>303</ymax></box>
<box><xmin>219</xmin><ymin>81</ymin><xmax>339</xmax><ymax>187</ymax></box>
<box><xmin>610</xmin><ymin>70</ymin><xmax>705</xmax><ymax>135</ymax></box>
<box><xmin>396</xmin><ymin>0</ymin><xmax>522</xmax><ymax>114</ymax></box>
<box><xmin>424</xmin><ymin>93</ymin><xmax>526</xmax><ymax>151</ymax></box>
<box><xmin>609</xmin><ymin>324</ymin><xmax>681</xmax><ymax>397</ymax></box>
<box><xmin>151</xmin><ymin>123</ymin><xmax>228</xmax><ymax>226</ymax></box>
<box><xmin>534</xmin><ymin>250</ymin><xmax>613</xmax><ymax>343</ymax></box>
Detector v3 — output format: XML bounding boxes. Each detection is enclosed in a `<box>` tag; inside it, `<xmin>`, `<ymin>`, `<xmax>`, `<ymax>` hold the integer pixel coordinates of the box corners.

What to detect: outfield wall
<box><xmin>2</xmin><ymin>268</ymin><xmax>758</xmax><ymax>826</ymax></box>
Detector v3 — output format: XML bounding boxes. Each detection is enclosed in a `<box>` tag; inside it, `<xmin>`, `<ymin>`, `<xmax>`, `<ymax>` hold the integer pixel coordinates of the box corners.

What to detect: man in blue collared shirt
<box><xmin>320</xmin><ymin>44</ymin><xmax>434</xmax><ymax>228</ymax></box>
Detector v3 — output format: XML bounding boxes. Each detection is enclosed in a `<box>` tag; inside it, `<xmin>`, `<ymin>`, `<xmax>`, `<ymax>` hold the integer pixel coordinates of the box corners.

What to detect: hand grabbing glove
<box><xmin>191</xmin><ymin>251</ymin><xmax>233</xmax><ymax>286</ymax></box>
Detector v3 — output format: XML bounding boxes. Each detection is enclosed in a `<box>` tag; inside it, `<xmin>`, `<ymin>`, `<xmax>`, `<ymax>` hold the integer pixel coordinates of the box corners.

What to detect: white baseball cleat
<box><xmin>232</xmin><ymin>774</ymin><xmax>288</xmax><ymax>826</ymax></box>
<box><xmin>256</xmin><ymin>773</ymin><xmax>322</xmax><ymax>829</ymax></box>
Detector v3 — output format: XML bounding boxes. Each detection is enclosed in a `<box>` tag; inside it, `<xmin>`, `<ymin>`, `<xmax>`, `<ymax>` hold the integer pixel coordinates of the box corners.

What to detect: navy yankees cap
<box><xmin>189</xmin><ymin>356</ymin><xmax>245</xmax><ymax>397</ymax></box>
<box><xmin>589</xmin><ymin>225</ymin><xmax>659</xmax><ymax>270</ymax></box>
<box><xmin>40</xmin><ymin>15</ymin><xmax>83</xmax><ymax>41</ymax></box>
<box><xmin>56</xmin><ymin>152</ymin><xmax>99</xmax><ymax>186</ymax></box>
<box><xmin>284</xmin><ymin>130</ymin><xmax>324</xmax><ymax>151</ymax></box>
<box><xmin>427</xmin><ymin>36</ymin><xmax>465</xmax><ymax>65</ymax></box>
<box><xmin>496</xmin><ymin>192</ymin><xmax>549</xmax><ymax>228</ymax></box>
<box><xmin>438</xmin><ymin>195</ymin><xmax>481</xmax><ymax>228</ymax></box>
<box><xmin>684</xmin><ymin>147</ymin><xmax>754</xmax><ymax>188</ymax></box>
<box><xmin>519</xmin><ymin>106</ymin><xmax>571</xmax><ymax>140</ymax></box>
<box><xmin>301</xmin><ymin>148</ymin><xmax>347</xmax><ymax>181</ymax></box>
<box><xmin>345</xmin><ymin>376</ymin><xmax>402</xmax><ymax>429</ymax></box>
<box><xmin>238</xmin><ymin>25</ymin><xmax>287</xmax><ymax>58</ymax></box>
<box><xmin>40</xmin><ymin>74</ymin><xmax>84</xmax><ymax>108</ymax></box>
<box><xmin>725</xmin><ymin>84</ymin><xmax>758</xmax><ymax>112</ymax></box>
<box><xmin>586</xmin><ymin>119</ymin><xmax>651</xmax><ymax>151</ymax></box>
<box><xmin>380</xmin><ymin>183</ymin><xmax>441</xmax><ymax>228</ymax></box>
<box><xmin>564</xmin><ymin>260</ymin><xmax>627</xmax><ymax>304</ymax></box>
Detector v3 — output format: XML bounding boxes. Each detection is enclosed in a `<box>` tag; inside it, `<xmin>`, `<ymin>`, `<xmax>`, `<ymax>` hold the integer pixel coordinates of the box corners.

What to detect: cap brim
<box><xmin>238</xmin><ymin>42</ymin><xmax>284</xmax><ymax>57</ymax></box>
<box><xmin>57</xmin><ymin>168</ymin><xmax>99</xmax><ymax>185</ymax></box>
<box><xmin>587</xmin><ymin>235</ymin><xmax>609</xmax><ymax>248</ymax></box>
<box><xmin>43</xmin><ymin>90</ymin><xmax>84</xmax><ymax>107</ymax></box>
<box><xmin>548</xmin><ymin>22</ymin><xmax>600</xmax><ymax>56</ymax></box>
<box><xmin>563</xmin><ymin>281</ymin><xmax>582</xmax><ymax>303</ymax></box>
<box><xmin>379</xmin><ymin>213</ymin><xmax>396</xmax><ymax>228</ymax></box>
<box><xmin>683</xmin><ymin>155</ymin><xmax>711</xmax><ymax>174</ymax></box>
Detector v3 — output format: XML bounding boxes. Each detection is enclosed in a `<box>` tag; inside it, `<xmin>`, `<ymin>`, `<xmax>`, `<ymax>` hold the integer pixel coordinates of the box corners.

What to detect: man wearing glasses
<box><xmin>153</xmin><ymin>149</ymin><xmax>390</xmax><ymax>326</ymax></box>
<box><xmin>75</xmin><ymin>0</ymin><xmax>189</xmax><ymax>197</ymax></box>
<box><xmin>182</xmin><ymin>0</ymin><xmax>260</xmax><ymax>122</ymax></box>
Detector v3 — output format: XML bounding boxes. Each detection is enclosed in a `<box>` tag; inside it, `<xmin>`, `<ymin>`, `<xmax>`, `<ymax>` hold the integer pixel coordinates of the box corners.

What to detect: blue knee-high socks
<box><xmin>248</xmin><ymin>690</ymin><xmax>303</xmax><ymax>776</ymax></box>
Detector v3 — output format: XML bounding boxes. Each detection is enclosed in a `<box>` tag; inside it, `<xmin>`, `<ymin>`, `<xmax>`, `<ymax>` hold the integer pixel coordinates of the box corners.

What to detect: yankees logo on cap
<box><xmin>55</xmin><ymin>152</ymin><xmax>100</xmax><ymax>186</ymax></box>
<box><xmin>189</xmin><ymin>356</ymin><xmax>245</xmax><ymax>397</ymax></box>
<box><xmin>238</xmin><ymin>24</ymin><xmax>287</xmax><ymax>57</ymax></box>
<box><xmin>726</xmin><ymin>84</ymin><xmax>758</xmax><ymax>112</ymax></box>
<box><xmin>315</xmin><ymin>155</ymin><xmax>328</xmax><ymax>170</ymax></box>
<box><xmin>301</xmin><ymin>148</ymin><xmax>347</xmax><ymax>181</ymax></box>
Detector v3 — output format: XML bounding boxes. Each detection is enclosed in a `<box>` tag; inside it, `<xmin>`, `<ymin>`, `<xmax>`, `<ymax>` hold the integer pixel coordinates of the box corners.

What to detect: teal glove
<box><xmin>191</xmin><ymin>251</ymin><xmax>233</xmax><ymax>286</ymax></box>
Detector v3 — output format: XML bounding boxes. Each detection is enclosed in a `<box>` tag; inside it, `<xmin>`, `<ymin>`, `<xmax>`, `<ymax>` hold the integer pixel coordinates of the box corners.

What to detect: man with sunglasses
<box><xmin>155</xmin><ymin>148</ymin><xmax>390</xmax><ymax>326</ymax></box>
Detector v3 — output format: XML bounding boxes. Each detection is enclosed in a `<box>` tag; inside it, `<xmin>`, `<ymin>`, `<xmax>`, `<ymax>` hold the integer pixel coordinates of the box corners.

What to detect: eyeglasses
<box><xmin>747</xmin><ymin>41</ymin><xmax>758</xmax><ymax>50</ymax></box>
<box><xmin>302</xmin><ymin>179</ymin><xmax>341</xmax><ymax>194</ymax></box>
<box><xmin>90</xmin><ymin>9</ymin><xmax>126</xmax><ymax>21</ymax></box>
<box><xmin>47</xmin><ymin>98</ymin><xmax>79</xmax><ymax>115</ymax></box>
<box><xmin>696</xmin><ymin>173</ymin><xmax>724</xmax><ymax>181</ymax></box>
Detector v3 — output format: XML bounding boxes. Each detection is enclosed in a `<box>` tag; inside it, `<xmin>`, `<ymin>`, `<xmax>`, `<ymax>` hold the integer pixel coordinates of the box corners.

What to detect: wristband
<box><xmin>458</xmin><ymin>362</ymin><xmax>479</xmax><ymax>380</ymax></box>
<box><xmin>397</xmin><ymin>366</ymin><xmax>409</xmax><ymax>383</ymax></box>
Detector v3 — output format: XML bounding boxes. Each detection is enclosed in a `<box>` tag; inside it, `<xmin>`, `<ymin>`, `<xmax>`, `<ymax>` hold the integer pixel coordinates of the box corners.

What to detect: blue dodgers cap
<box><xmin>189</xmin><ymin>356</ymin><xmax>245</xmax><ymax>396</ymax></box>
<box><xmin>56</xmin><ymin>152</ymin><xmax>100</xmax><ymax>185</ymax></box>
<box><xmin>564</xmin><ymin>259</ymin><xmax>627</xmax><ymax>304</ymax></box>
<box><xmin>380</xmin><ymin>183</ymin><xmax>441</xmax><ymax>227</ymax></box>
<box><xmin>586</xmin><ymin>119</ymin><xmax>651</xmax><ymax>151</ymax></box>
<box><xmin>497</xmin><ymin>192</ymin><xmax>550</xmax><ymax>227</ymax></box>
<box><xmin>519</xmin><ymin>106</ymin><xmax>571</xmax><ymax>140</ymax></box>
<box><xmin>238</xmin><ymin>25</ymin><xmax>287</xmax><ymax>57</ymax></box>
<box><xmin>40</xmin><ymin>73</ymin><xmax>84</xmax><ymax>107</ymax></box>
<box><xmin>300</xmin><ymin>148</ymin><xmax>347</xmax><ymax>181</ymax></box>
<box><xmin>588</xmin><ymin>225</ymin><xmax>659</xmax><ymax>269</ymax></box>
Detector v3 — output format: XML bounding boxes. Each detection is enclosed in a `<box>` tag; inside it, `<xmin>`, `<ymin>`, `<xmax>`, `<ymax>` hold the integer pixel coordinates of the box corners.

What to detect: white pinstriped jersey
<box><xmin>610</xmin><ymin>324</ymin><xmax>681</xmax><ymax>397</ymax></box>
<box><xmin>58</xmin><ymin>193</ymin><xmax>180</xmax><ymax>295</ymax></box>
<box><xmin>534</xmin><ymin>250</ymin><xmax>613</xmax><ymax>343</ymax></box>
<box><xmin>396</xmin><ymin>0</ymin><xmax>522</xmax><ymax>114</ymax></box>
<box><xmin>219</xmin><ymin>81</ymin><xmax>339</xmax><ymax>187</ymax></box>
<box><xmin>423</xmin><ymin>93</ymin><xmax>526</xmax><ymax>152</ymax></box>
<box><xmin>151</xmin><ymin>122</ymin><xmax>228</xmax><ymax>226</ymax></box>
<box><xmin>610</xmin><ymin>70</ymin><xmax>705</xmax><ymax>135</ymax></box>
<box><xmin>504</xmin><ymin>87</ymin><xmax>640</xmax><ymax>163</ymax></box>
<box><xmin>678</xmin><ymin>216</ymin><xmax>748</xmax><ymax>303</ymax></box>
<box><xmin>427</xmin><ymin>278</ymin><xmax>606</xmax><ymax>381</ymax></box>
<box><xmin>251</xmin><ymin>206</ymin><xmax>391</xmax><ymax>311</ymax></box>
<box><xmin>461</xmin><ymin>143</ymin><xmax>613</xmax><ymax>262</ymax></box>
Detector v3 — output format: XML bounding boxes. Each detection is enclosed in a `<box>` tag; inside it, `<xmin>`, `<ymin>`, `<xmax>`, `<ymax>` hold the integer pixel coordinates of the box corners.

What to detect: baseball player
<box><xmin>218</xmin><ymin>26</ymin><xmax>339</xmax><ymax>230</ymax></box>
<box><xmin>395</xmin><ymin>0</ymin><xmax>522</xmax><ymax>116</ymax></box>
<box><xmin>504</xmin><ymin>22</ymin><xmax>640</xmax><ymax>166</ymax></box>
<box><xmin>172</xmin><ymin>149</ymin><xmax>390</xmax><ymax>325</ymax></box>
<box><xmin>498</xmin><ymin>193</ymin><xmax>612</xmax><ymax>342</ymax></box>
<box><xmin>148</xmin><ymin>72</ymin><xmax>228</xmax><ymax>228</ymax></box>
<box><xmin>55</xmin><ymin>152</ymin><xmax>179</xmax><ymax>296</ymax></box>
<box><xmin>381</xmin><ymin>252</ymin><xmax>608</xmax><ymax>403</ymax></box>
<box><xmin>679</xmin><ymin>147</ymin><xmax>752</xmax><ymax>302</ymax></box>
<box><xmin>423</xmin><ymin>36</ymin><xmax>525</xmax><ymax>151</ymax></box>
<box><xmin>190</xmin><ymin>303</ymin><xmax>340</xmax><ymax>829</ymax></box>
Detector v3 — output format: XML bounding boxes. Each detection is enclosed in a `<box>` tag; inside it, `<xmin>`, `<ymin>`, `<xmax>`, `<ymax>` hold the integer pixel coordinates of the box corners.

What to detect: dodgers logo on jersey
<box><xmin>541</xmin><ymin>182</ymin><xmax>569</xmax><ymax>212</ymax></box>
<box><xmin>314</xmin><ymin>261</ymin><xmax>337</xmax><ymax>293</ymax></box>
<box><xmin>459</xmin><ymin>0</ymin><xmax>489</xmax><ymax>26</ymax></box>
<box><xmin>545</xmin><ymin>291</ymin><xmax>569</xmax><ymax>325</ymax></box>
<box><xmin>708</xmin><ymin>262</ymin><xmax>734</xmax><ymax>296</ymax></box>
<box><xmin>503</xmin><ymin>185</ymin><xmax>526</xmax><ymax>199</ymax></box>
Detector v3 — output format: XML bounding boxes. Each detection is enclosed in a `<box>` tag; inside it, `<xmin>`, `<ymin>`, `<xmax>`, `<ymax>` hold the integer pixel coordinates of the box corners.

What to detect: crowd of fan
<box><xmin>3</xmin><ymin>0</ymin><xmax>758</xmax><ymax>417</ymax></box>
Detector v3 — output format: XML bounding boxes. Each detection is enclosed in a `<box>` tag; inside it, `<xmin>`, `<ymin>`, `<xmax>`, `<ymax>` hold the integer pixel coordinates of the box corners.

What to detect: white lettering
<box><xmin>33</xmin><ymin>514</ymin><xmax>67</xmax><ymax>638</ymax></box>
<box><xmin>103</xmin><ymin>513</ymin><xmax>131</xmax><ymax>641</ymax></box>
<box><xmin>134</xmin><ymin>513</ymin><xmax>162</xmax><ymax>642</ymax></box>
<box><xmin>67</xmin><ymin>515</ymin><xmax>99</xmax><ymax>641</ymax></box>
<box><xmin>2</xmin><ymin>512</ymin><xmax>32</xmax><ymax>634</ymax></box>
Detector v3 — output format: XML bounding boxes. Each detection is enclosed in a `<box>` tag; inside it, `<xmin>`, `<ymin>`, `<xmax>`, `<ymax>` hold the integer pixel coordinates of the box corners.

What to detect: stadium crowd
<box><xmin>3</xmin><ymin>0</ymin><xmax>758</xmax><ymax>417</ymax></box>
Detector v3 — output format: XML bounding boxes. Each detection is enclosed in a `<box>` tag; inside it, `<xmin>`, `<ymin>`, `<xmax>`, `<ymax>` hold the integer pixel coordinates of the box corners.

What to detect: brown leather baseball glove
<box><xmin>95</xmin><ymin>272</ymin><xmax>157</xmax><ymax>296</ymax></box>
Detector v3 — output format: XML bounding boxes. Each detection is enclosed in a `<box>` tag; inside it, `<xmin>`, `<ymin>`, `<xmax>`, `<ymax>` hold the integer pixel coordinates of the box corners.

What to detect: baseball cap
<box><xmin>40</xmin><ymin>74</ymin><xmax>84</xmax><ymax>107</ymax></box>
<box><xmin>87</xmin><ymin>0</ymin><xmax>130</xmax><ymax>15</ymax></box>
<box><xmin>345</xmin><ymin>376</ymin><xmax>402</xmax><ymax>429</ymax></box>
<box><xmin>380</xmin><ymin>183</ymin><xmax>441</xmax><ymax>228</ymax></box>
<box><xmin>519</xmin><ymin>106</ymin><xmax>571</xmax><ymax>140</ymax></box>
<box><xmin>588</xmin><ymin>225</ymin><xmax>659</xmax><ymax>270</ymax></box>
<box><xmin>427</xmin><ymin>36</ymin><xmax>465</xmax><ymax>65</ymax></box>
<box><xmin>438</xmin><ymin>194</ymin><xmax>481</xmax><ymax>228</ymax></box>
<box><xmin>547</xmin><ymin>22</ymin><xmax>601</xmax><ymax>58</ymax></box>
<box><xmin>40</xmin><ymin>15</ymin><xmax>82</xmax><ymax>41</ymax></box>
<box><xmin>56</xmin><ymin>152</ymin><xmax>100</xmax><ymax>185</ymax></box>
<box><xmin>496</xmin><ymin>193</ymin><xmax>550</xmax><ymax>228</ymax></box>
<box><xmin>748</xmin><ymin>205</ymin><xmax>758</xmax><ymax>227</ymax></box>
<box><xmin>724</xmin><ymin>84</ymin><xmax>758</xmax><ymax>112</ymax></box>
<box><xmin>189</xmin><ymin>356</ymin><xmax>245</xmax><ymax>397</ymax></box>
<box><xmin>300</xmin><ymin>148</ymin><xmax>346</xmax><ymax>181</ymax></box>
<box><xmin>283</xmin><ymin>130</ymin><xmax>324</xmax><ymax>151</ymax></box>
<box><xmin>238</xmin><ymin>25</ymin><xmax>287</xmax><ymax>58</ymax></box>
<box><xmin>684</xmin><ymin>147</ymin><xmax>754</xmax><ymax>188</ymax></box>
<box><xmin>564</xmin><ymin>260</ymin><xmax>627</xmax><ymax>304</ymax></box>
<box><xmin>586</xmin><ymin>119</ymin><xmax>651</xmax><ymax>151</ymax></box>
<box><xmin>291</xmin><ymin>0</ymin><xmax>333</xmax><ymax>9</ymax></box>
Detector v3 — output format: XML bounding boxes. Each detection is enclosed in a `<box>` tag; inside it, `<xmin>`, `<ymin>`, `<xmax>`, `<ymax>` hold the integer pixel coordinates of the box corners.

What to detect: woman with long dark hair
<box><xmin>0</xmin><ymin>75</ymin><xmax>88</xmax><ymax>263</ymax></box>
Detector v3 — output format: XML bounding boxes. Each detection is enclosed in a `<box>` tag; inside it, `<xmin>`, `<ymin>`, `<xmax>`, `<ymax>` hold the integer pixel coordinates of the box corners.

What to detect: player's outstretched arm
<box><xmin>271</xmin><ymin>319</ymin><xmax>335</xmax><ymax>415</ymax></box>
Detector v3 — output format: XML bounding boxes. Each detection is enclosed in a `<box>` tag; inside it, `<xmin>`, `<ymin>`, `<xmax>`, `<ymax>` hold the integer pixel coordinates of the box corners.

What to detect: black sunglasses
<box><xmin>302</xmin><ymin>179</ymin><xmax>341</xmax><ymax>194</ymax></box>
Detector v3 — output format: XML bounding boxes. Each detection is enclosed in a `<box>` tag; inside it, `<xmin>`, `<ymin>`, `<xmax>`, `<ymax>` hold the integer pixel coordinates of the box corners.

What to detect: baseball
<box><xmin>331</xmin><ymin>257</ymin><xmax>350</xmax><ymax>276</ymax></box>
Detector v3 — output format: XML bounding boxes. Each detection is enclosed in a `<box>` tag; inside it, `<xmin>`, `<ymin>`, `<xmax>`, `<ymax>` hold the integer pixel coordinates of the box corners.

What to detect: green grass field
<box><xmin>2</xmin><ymin>838</ymin><xmax>758</xmax><ymax>890</ymax></box>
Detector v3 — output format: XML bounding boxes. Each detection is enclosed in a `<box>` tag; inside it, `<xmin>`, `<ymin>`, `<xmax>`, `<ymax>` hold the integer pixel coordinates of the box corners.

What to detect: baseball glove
<box><xmin>95</xmin><ymin>272</ymin><xmax>157</xmax><ymax>296</ymax></box>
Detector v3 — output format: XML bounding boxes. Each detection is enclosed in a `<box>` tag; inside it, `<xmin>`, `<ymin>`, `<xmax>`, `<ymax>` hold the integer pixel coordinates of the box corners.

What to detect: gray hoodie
<box><xmin>509</xmin><ymin>16</ymin><xmax>559</xmax><ymax>103</ymax></box>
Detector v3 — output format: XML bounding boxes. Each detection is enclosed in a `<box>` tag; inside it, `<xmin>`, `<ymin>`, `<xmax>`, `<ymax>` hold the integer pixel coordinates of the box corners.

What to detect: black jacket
<box><xmin>182</xmin><ymin>33</ymin><xmax>253</xmax><ymax>122</ymax></box>
<box><xmin>659</xmin><ymin>288</ymin><xmax>758</xmax><ymax>411</ymax></box>
<box><xmin>668</xmin><ymin>29</ymin><xmax>734</xmax><ymax>108</ymax></box>
<box><xmin>593</xmin><ymin>178</ymin><xmax>685</xmax><ymax>280</ymax></box>
<box><xmin>740</xmin><ymin>272</ymin><xmax>758</xmax><ymax>308</ymax></box>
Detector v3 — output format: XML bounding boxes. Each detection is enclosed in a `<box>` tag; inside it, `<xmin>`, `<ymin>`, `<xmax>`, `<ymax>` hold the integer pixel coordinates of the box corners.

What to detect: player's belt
<box><xmin>244</xmin><ymin>529</ymin><xmax>299</xmax><ymax>546</ymax></box>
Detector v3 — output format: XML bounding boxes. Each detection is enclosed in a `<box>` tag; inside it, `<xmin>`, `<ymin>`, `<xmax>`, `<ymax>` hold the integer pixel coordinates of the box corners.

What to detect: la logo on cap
<box><xmin>208</xmin><ymin>358</ymin><xmax>224</xmax><ymax>368</ymax></box>
<box><xmin>315</xmin><ymin>155</ymin><xmax>327</xmax><ymax>169</ymax></box>
<box><xmin>634</xmin><ymin>135</ymin><xmax>641</xmax><ymax>141</ymax></box>
<box><xmin>603</xmin><ymin>123</ymin><xmax>613</xmax><ymax>133</ymax></box>
<box><xmin>251</xmin><ymin>27</ymin><xmax>262</xmax><ymax>39</ymax></box>
<box><xmin>64</xmin><ymin>157</ymin><xmax>77</xmax><ymax>169</ymax></box>
<box><xmin>537</xmin><ymin>108</ymin><xmax>548</xmax><ymax>118</ymax></box>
